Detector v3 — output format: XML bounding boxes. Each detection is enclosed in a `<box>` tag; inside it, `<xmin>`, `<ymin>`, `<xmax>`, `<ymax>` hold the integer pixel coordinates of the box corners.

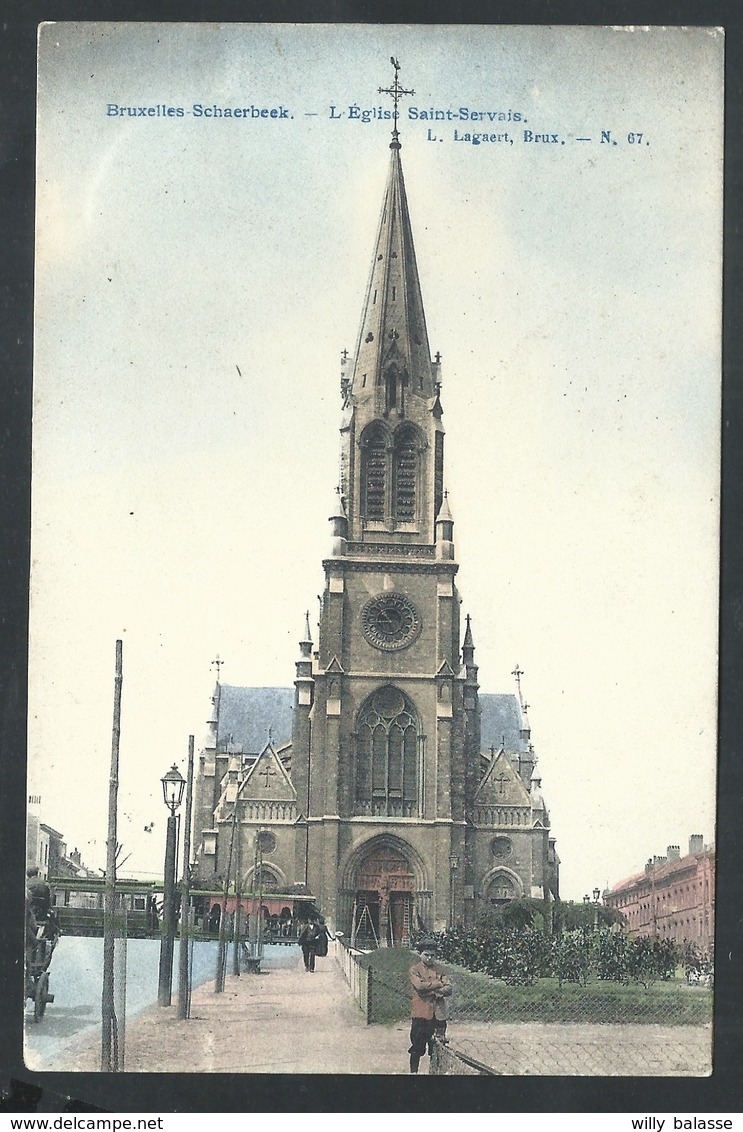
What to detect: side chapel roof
<box><xmin>216</xmin><ymin>685</ymin><xmax>293</xmax><ymax>753</ymax></box>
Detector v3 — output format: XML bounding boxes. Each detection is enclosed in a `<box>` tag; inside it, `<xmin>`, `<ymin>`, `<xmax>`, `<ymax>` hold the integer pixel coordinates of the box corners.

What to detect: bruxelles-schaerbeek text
<box><xmin>104</xmin><ymin>104</ymin><xmax>648</xmax><ymax>148</ymax></box>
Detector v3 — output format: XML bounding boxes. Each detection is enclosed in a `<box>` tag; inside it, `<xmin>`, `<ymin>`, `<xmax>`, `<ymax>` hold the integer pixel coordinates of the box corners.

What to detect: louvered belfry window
<box><xmin>394</xmin><ymin>428</ymin><xmax>417</xmax><ymax>522</ymax></box>
<box><xmin>434</xmin><ymin>432</ymin><xmax>444</xmax><ymax>521</ymax></box>
<box><xmin>363</xmin><ymin>425</ymin><xmax>387</xmax><ymax>520</ymax></box>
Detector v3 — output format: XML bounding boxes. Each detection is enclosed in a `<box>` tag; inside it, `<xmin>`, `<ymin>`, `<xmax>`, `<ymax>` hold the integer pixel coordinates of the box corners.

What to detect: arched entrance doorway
<box><xmin>351</xmin><ymin>841</ymin><xmax>416</xmax><ymax>947</ymax></box>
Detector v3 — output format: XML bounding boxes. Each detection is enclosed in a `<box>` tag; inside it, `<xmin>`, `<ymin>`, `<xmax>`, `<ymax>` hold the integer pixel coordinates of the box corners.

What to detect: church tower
<box><xmin>193</xmin><ymin>62</ymin><xmax>558</xmax><ymax>939</ymax></box>
<box><xmin>290</xmin><ymin>63</ymin><xmax>470</xmax><ymax>941</ymax></box>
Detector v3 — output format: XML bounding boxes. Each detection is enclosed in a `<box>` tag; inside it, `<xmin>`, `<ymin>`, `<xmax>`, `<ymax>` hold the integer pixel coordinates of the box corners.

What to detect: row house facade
<box><xmin>605</xmin><ymin>834</ymin><xmax>715</xmax><ymax>951</ymax></box>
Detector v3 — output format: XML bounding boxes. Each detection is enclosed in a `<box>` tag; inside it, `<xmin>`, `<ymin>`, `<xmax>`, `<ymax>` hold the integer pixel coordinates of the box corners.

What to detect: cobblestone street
<box><xmin>442</xmin><ymin>1020</ymin><xmax>712</xmax><ymax>1076</ymax></box>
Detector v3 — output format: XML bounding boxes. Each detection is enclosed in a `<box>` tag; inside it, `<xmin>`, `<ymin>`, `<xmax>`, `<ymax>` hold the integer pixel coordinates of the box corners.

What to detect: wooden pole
<box><xmin>215</xmin><ymin>798</ymin><xmax>238</xmax><ymax>992</ymax></box>
<box><xmin>177</xmin><ymin>735</ymin><xmax>195</xmax><ymax>1019</ymax></box>
<box><xmin>232</xmin><ymin>812</ymin><xmax>242</xmax><ymax>976</ymax></box>
<box><xmin>257</xmin><ymin>842</ymin><xmax>264</xmax><ymax>962</ymax></box>
<box><xmin>101</xmin><ymin>640</ymin><xmax>122</xmax><ymax>1071</ymax></box>
<box><xmin>249</xmin><ymin>833</ymin><xmax>259</xmax><ymax>959</ymax></box>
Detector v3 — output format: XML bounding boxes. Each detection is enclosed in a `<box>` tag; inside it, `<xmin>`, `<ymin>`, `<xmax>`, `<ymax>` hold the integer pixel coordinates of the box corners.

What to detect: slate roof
<box><xmin>217</xmin><ymin>685</ymin><xmax>294</xmax><ymax>753</ymax></box>
<box><xmin>479</xmin><ymin>693</ymin><xmax>530</xmax><ymax>753</ymax></box>
<box><xmin>215</xmin><ymin>687</ymin><xmax>527</xmax><ymax>756</ymax></box>
<box><xmin>350</xmin><ymin>144</ymin><xmax>436</xmax><ymax>402</ymax></box>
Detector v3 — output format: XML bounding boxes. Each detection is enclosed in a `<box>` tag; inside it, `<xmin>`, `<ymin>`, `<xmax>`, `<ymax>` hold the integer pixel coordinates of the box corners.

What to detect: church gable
<box><xmin>473</xmin><ymin>749</ymin><xmax>533</xmax><ymax>831</ymax></box>
<box><xmin>242</xmin><ymin>741</ymin><xmax>297</xmax><ymax>802</ymax></box>
<box><xmin>475</xmin><ymin>749</ymin><xmax>531</xmax><ymax>807</ymax></box>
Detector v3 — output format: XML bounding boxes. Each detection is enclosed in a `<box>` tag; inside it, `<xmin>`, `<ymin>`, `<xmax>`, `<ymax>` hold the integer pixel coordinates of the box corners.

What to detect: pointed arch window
<box><xmin>385</xmin><ymin>365</ymin><xmax>398</xmax><ymax>412</ymax></box>
<box><xmin>361</xmin><ymin>422</ymin><xmax>422</xmax><ymax>528</ymax></box>
<box><xmin>394</xmin><ymin>426</ymin><xmax>418</xmax><ymax>523</ymax></box>
<box><xmin>354</xmin><ymin>686</ymin><xmax>421</xmax><ymax>818</ymax></box>
<box><xmin>362</xmin><ymin>424</ymin><xmax>388</xmax><ymax>521</ymax></box>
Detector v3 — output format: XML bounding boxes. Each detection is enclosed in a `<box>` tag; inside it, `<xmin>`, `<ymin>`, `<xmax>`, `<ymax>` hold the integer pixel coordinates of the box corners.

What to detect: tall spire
<box><xmin>350</xmin><ymin>63</ymin><xmax>435</xmax><ymax>407</ymax></box>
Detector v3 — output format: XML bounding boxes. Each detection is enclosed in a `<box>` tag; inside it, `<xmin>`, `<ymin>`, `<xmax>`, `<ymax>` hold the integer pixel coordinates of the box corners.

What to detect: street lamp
<box><xmin>582</xmin><ymin>893</ymin><xmax>592</xmax><ymax>934</ymax></box>
<box><xmin>162</xmin><ymin>764</ymin><xmax>186</xmax><ymax>814</ymax></box>
<box><xmin>158</xmin><ymin>764</ymin><xmax>185</xmax><ymax>1006</ymax></box>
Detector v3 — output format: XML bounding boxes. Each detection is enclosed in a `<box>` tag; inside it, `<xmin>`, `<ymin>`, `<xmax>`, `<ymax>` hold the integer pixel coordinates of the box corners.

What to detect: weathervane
<box><xmin>378</xmin><ymin>57</ymin><xmax>415</xmax><ymax>148</ymax></box>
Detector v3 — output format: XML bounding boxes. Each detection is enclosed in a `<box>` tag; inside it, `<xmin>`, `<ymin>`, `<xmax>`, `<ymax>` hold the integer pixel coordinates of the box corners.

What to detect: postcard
<box><xmin>25</xmin><ymin>22</ymin><xmax>721</xmax><ymax>1087</ymax></box>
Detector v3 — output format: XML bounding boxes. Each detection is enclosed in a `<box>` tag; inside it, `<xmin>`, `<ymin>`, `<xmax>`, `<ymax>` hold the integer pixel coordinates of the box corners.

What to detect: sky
<box><xmin>29</xmin><ymin>23</ymin><xmax>722</xmax><ymax>900</ymax></box>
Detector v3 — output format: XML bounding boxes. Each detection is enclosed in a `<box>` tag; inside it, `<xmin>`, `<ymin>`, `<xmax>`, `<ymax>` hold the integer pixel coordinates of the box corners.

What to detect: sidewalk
<box><xmin>64</xmin><ymin>950</ymin><xmax>410</xmax><ymax>1074</ymax></box>
<box><xmin>55</xmin><ymin>950</ymin><xmax>712</xmax><ymax>1076</ymax></box>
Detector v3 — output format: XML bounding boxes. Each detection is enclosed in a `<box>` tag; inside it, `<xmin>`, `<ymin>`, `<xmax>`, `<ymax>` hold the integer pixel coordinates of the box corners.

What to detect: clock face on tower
<box><xmin>361</xmin><ymin>592</ymin><xmax>422</xmax><ymax>651</ymax></box>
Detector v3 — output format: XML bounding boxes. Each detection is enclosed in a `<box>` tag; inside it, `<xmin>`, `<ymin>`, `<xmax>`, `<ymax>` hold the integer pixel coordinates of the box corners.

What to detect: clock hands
<box><xmin>376</xmin><ymin>608</ymin><xmax>403</xmax><ymax>632</ymax></box>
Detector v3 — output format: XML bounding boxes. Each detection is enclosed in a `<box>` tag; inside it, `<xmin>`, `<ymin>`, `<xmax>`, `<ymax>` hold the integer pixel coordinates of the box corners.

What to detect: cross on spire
<box><xmin>378</xmin><ymin>57</ymin><xmax>415</xmax><ymax>149</ymax></box>
<box><xmin>211</xmin><ymin>654</ymin><xmax>225</xmax><ymax>681</ymax></box>
<box><xmin>511</xmin><ymin>663</ymin><xmax>524</xmax><ymax>698</ymax></box>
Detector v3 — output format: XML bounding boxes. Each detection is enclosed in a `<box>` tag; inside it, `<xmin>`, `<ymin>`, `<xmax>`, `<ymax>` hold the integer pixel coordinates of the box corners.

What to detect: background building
<box><xmin>605</xmin><ymin>834</ymin><xmax>715</xmax><ymax>950</ymax></box>
<box><xmin>193</xmin><ymin>111</ymin><xmax>558</xmax><ymax>942</ymax></box>
<box><xmin>27</xmin><ymin>809</ymin><xmax>91</xmax><ymax>882</ymax></box>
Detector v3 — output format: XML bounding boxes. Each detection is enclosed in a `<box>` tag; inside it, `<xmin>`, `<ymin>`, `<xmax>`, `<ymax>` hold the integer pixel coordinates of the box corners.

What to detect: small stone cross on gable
<box><xmin>260</xmin><ymin>761</ymin><xmax>277</xmax><ymax>789</ymax></box>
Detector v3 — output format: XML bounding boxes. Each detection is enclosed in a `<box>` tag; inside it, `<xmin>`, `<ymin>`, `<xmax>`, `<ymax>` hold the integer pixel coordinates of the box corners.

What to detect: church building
<box><xmin>193</xmin><ymin>68</ymin><xmax>558</xmax><ymax>943</ymax></box>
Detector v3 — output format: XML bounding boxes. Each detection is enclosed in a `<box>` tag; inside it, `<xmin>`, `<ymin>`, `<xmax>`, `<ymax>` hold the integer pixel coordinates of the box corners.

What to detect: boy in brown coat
<box><xmin>408</xmin><ymin>938</ymin><xmax>452</xmax><ymax>1073</ymax></box>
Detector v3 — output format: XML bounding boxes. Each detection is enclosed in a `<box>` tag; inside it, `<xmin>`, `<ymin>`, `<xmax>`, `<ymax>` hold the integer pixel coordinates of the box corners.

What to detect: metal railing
<box><xmin>333</xmin><ymin>936</ymin><xmax>372</xmax><ymax>1022</ymax></box>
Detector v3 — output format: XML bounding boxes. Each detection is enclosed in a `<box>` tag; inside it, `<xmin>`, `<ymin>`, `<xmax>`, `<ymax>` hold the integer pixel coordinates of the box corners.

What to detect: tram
<box><xmin>48</xmin><ymin>876</ymin><xmax>319</xmax><ymax>941</ymax></box>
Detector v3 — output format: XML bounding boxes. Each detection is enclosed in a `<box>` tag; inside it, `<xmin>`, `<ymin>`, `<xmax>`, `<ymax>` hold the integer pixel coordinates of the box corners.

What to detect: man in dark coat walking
<box><xmin>298</xmin><ymin>920</ymin><xmax>322</xmax><ymax>972</ymax></box>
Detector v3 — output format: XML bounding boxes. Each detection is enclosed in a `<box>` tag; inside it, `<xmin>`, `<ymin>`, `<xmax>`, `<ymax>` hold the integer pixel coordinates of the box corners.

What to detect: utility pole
<box><xmin>102</xmin><ymin>640</ymin><xmax>122</xmax><ymax>1071</ymax></box>
<box><xmin>232</xmin><ymin>815</ymin><xmax>242</xmax><ymax>976</ymax></box>
<box><xmin>215</xmin><ymin>795</ymin><xmax>238</xmax><ymax>992</ymax></box>
<box><xmin>177</xmin><ymin>736</ymin><xmax>195</xmax><ymax>1020</ymax></box>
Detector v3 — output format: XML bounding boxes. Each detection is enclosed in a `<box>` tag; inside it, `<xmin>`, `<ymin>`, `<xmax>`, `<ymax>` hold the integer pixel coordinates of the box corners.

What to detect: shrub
<box><xmin>498</xmin><ymin>928</ymin><xmax>547</xmax><ymax>986</ymax></box>
<box><xmin>596</xmin><ymin>928</ymin><xmax>631</xmax><ymax>982</ymax></box>
<box><xmin>683</xmin><ymin>940</ymin><xmax>714</xmax><ymax>986</ymax></box>
<box><xmin>551</xmin><ymin>931</ymin><xmax>592</xmax><ymax>986</ymax></box>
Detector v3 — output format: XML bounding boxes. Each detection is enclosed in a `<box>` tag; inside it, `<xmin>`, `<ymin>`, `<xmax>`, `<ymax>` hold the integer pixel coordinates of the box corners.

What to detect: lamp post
<box><xmin>582</xmin><ymin>892</ymin><xmax>591</xmax><ymax>934</ymax></box>
<box><xmin>158</xmin><ymin>764</ymin><xmax>185</xmax><ymax>1006</ymax></box>
<box><xmin>449</xmin><ymin>855</ymin><xmax>460</xmax><ymax>930</ymax></box>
